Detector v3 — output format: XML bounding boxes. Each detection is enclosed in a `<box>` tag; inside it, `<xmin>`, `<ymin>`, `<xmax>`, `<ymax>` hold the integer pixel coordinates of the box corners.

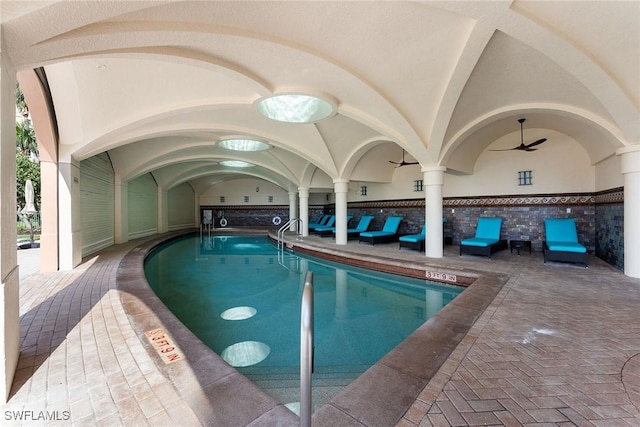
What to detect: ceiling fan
<box><xmin>490</xmin><ymin>118</ymin><xmax>547</xmax><ymax>152</ymax></box>
<box><xmin>388</xmin><ymin>149</ymin><xmax>418</xmax><ymax>167</ymax></box>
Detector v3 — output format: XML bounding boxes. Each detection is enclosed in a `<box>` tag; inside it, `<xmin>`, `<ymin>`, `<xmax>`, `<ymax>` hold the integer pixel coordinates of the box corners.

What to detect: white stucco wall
<box><xmin>595</xmin><ymin>154</ymin><xmax>623</xmax><ymax>191</ymax></box>
<box><xmin>199</xmin><ymin>178</ymin><xmax>289</xmax><ymax>205</ymax></box>
<box><xmin>444</xmin><ymin>131</ymin><xmax>595</xmax><ymax>197</ymax></box>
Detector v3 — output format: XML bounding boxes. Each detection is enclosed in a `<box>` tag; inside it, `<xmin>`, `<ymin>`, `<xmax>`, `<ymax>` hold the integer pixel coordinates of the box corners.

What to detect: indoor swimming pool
<box><xmin>144</xmin><ymin>234</ymin><xmax>463</xmax><ymax>407</ymax></box>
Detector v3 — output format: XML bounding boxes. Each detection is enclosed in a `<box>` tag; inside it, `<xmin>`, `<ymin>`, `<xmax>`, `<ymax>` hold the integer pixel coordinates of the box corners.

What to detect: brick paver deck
<box><xmin>4</xmin><ymin>230</ymin><xmax>640</xmax><ymax>426</ymax></box>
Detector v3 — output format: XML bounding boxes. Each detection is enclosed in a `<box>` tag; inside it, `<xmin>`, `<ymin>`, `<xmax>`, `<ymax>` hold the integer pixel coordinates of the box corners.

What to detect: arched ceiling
<box><xmin>3</xmin><ymin>1</ymin><xmax>638</xmax><ymax>193</ymax></box>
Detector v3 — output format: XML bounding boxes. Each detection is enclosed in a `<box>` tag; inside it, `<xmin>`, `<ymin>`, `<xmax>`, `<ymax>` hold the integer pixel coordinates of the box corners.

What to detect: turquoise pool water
<box><xmin>144</xmin><ymin>235</ymin><xmax>462</xmax><ymax>404</ymax></box>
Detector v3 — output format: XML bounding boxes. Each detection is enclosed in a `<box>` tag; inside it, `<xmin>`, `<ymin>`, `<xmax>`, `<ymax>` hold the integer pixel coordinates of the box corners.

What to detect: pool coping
<box><xmin>115</xmin><ymin>230</ymin><xmax>508</xmax><ymax>426</ymax></box>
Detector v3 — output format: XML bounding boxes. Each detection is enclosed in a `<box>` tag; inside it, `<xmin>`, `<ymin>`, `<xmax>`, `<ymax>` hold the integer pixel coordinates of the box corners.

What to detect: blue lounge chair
<box><xmin>359</xmin><ymin>216</ymin><xmax>403</xmax><ymax>245</ymax></box>
<box><xmin>341</xmin><ymin>215</ymin><xmax>375</xmax><ymax>239</ymax></box>
<box><xmin>308</xmin><ymin>214</ymin><xmax>331</xmax><ymax>230</ymax></box>
<box><xmin>399</xmin><ymin>224</ymin><xmax>426</xmax><ymax>251</ymax></box>
<box><xmin>459</xmin><ymin>217</ymin><xmax>507</xmax><ymax>258</ymax></box>
<box><xmin>315</xmin><ymin>215</ymin><xmax>352</xmax><ymax>237</ymax></box>
<box><xmin>543</xmin><ymin>218</ymin><xmax>588</xmax><ymax>267</ymax></box>
<box><xmin>310</xmin><ymin>215</ymin><xmax>335</xmax><ymax>232</ymax></box>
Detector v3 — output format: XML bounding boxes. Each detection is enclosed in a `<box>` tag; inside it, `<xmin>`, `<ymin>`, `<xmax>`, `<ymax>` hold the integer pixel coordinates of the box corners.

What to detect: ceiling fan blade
<box><xmin>490</xmin><ymin>147</ymin><xmax>520</xmax><ymax>151</ymax></box>
<box><xmin>388</xmin><ymin>160</ymin><xmax>401</xmax><ymax>165</ymax></box>
<box><xmin>525</xmin><ymin>138</ymin><xmax>547</xmax><ymax>148</ymax></box>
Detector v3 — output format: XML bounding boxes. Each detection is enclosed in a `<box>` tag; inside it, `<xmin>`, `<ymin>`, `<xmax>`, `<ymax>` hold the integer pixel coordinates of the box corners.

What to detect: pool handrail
<box><xmin>277</xmin><ymin>218</ymin><xmax>302</xmax><ymax>251</ymax></box>
<box><xmin>300</xmin><ymin>271</ymin><xmax>314</xmax><ymax>427</ymax></box>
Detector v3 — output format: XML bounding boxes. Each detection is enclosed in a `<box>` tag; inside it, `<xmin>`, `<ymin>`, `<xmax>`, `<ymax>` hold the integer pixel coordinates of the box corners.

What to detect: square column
<box><xmin>618</xmin><ymin>146</ymin><xmax>640</xmax><ymax>278</ymax></box>
<box><xmin>0</xmin><ymin>49</ymin><xmax>20</xmax><ymax>402</ymax></box>
<box><xmin>58</xmin><ymin>160</ymin><xmax>82</xmax><ymax>269</ymax></box>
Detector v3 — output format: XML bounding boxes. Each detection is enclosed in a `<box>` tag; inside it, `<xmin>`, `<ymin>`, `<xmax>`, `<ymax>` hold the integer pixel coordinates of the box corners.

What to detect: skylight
<box><xmin>219</xmin><ymin>139</ymin><xmax>269</xmax><ymax>152</ymax></box>
<box><xmin>257</xmin><ymin>94</ymin><xmax>335</xmax><ymax>123</ymax></box>
<box><xmin>220</xmin><ymin>160</ymin><xmax>255</xmax><ymax>168</ymax></box>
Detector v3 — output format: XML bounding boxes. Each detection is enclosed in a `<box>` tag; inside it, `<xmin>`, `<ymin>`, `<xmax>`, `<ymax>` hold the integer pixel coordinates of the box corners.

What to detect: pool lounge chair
<box><xmin>310</xmin><ymin>215</ymin><xmax>335</xmax><ymax>232</ymax></box>
<box><xmin>342</xmin><ymin>215</ymin><xmax>375</xmax><ymax>239</ymax></box>
<box><xmin>308</xmin><ymin>214</ymin><xmax>330</xmax><ymax>229</ymax></box>
<box><xmin>399</xmin><ymin>225</ymin><xmax>426</xmax><ymax>251</ymax></box>
<box><xmin>359</xmin><ymin>216</ymin><xmax>403</xmax><ymax>245</ymax></box>
<box><xmin>543</xmin><ymin>218</ymin><xmax>588</xmax><ymax>267</ymax></box>
<box><xmin>459</xmin><ymin>217</ymin><xmax>507</xmax><ymax>258</ymax></box>
<box><xmin>315</xmin><ymin>215</ymin><xmax>352</xmax><ymax>237</ymax></box>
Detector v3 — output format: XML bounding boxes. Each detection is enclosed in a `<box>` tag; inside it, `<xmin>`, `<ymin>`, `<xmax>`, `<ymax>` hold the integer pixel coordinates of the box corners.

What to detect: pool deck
<box><xmin>5</xmin><ymin>228</ymin><xmax>640</xmax><ymax>426</ymax></box>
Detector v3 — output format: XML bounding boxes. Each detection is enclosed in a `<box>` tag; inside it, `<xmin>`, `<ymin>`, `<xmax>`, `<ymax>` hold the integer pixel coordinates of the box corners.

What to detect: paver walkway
<box><xmin>4</xmin><ymin>230</ymin><xmax>640</xmax><ymax>426</ymax></box>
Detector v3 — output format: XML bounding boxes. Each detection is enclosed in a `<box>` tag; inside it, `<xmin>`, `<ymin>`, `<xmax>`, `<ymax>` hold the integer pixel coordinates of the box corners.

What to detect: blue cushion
<box><xmin>308</xmin><ymin>214</ymin><xmax>330</xmax><ymax>228</ymax></box>
<box><xmin>360</xmin><ymin>231</ymin><xmax>395</xmax><ymax>238</ymax></box>
<box><xmin>461</xmin><ymin>237</ymin><xmax>497</xmax><ymax>247</ymax></box>
<box><xmin>382</xmin><ymin>216</ymin><xmax>403</xmax><ymax>233</ymax></box>
<box><xmin>545</xmin><ymin>219</ymin><xmax>579</xmax><ymax>243</ymax></box>
<box><xmin>547</xmin><ymin>241</ymin><xmax>587</xmax><ymax>253</ymax></box>
<box><xmin>342</xmin><ymin>215</ymin><xmax>374</xmax><ymax>234</ymax></box>
<box><xmin>399</xmin><ymin>224</ymin><xmax>426</xmax><ymax>243</ymax></box>
<box><xmin>316</xmin><ymin>215</ymin><xmax>351</xmax><ymax>232</ymax></box>
<box><xmin>399</xmin><ymin>234</ymin><xmax>425</xmax><ymax>243</ymax></box>
<box><xmin>475</xmin><ymin>217</ymin><xmax>502</xmax><ymax>240</ymax></box>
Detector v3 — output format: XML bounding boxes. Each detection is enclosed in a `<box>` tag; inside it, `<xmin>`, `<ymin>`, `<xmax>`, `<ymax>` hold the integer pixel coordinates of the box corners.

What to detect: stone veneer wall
<box><xmin>442</xmin><ymin>193</ymin><xmax>596</xmax><ymax>253</ymax></box>
<box><xmin>334</xmin><ymin>200</ymin><xmax>427</xmax><ymax>236</ymax></box>
<box><xmin>345</xmin><ymin>191</ymin><xmax>624</xmax><ymax>265</ymax></box>
<box><xmin>199</xmin><ymin>205</ymin><xmax>326</xmax><ymax>228</ymax></box>
<box><xmin>594</xmin><ymin>187</ymin><xmax>624</xmax><ymax>270</ymax></box>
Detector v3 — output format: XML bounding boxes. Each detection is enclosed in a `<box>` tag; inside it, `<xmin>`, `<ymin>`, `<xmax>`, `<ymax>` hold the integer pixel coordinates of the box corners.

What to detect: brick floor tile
<box><xmin>461</xmin><ymin>411</ymin><xmax>502</xmax><ymax>426</ymax></box>
<box><xmin>467</xmin><ymin>399</ymin><xmax>504</xmax><ymax>412</ymax></box>
<box><xmin>426</xmin><ymin>413</ymin><xmax>452</xmax><ymax>427</ymax></box>
<box><xmin>527</xmin><ymin>408</ymin><xmax>569</xmax><ymax>423</ymax></box>
<box><xmin>436</xmin><ymin>400</ymin><xmax>468</xmax><ymax>426</ymax></box>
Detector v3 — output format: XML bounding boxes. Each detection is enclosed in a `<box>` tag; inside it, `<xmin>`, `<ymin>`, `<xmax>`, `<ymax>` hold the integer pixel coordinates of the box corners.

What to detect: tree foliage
<box><xmin>15</xmin><ymin>82</ymin><xmax>41</xmax><ymax>212</ymax></box>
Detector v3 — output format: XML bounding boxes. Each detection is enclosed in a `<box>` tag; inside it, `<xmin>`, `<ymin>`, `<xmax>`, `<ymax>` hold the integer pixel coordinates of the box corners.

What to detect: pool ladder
<box><xmin>300</xmin><ymin>271</ymin><xmax>314</xmax><ymax>427</ymax></box>
<box><xmin>277</xmin><ymin>218</ymin><xmax>303</xmax><ymax>251</ymax></box>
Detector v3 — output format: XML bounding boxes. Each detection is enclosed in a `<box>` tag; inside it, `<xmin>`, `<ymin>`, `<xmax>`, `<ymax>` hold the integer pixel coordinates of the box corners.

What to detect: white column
<box><xmin>58</xmin><ymin>159</ymin><xmax>82</xmax><ymax>270</ymax></box>
<box><xmin>39</xmin><ymin>160</ymin><xmax>59</xmax><ymax>271</ymax></box>
<box><xmin>157</xmin><ymin>187</ymin><xmax>168</xmax><ymax>233</ymax></box>
<box><xmin>334</xmin><ymin>180</ymin><xmax>349</xmax><ymax>245</ymax></box>
<box><xmin>298</xmin><ymin>187</ymin><xmax>309</xmax><ymax>236</ymax></box>
<box><xmin>289</xmin><ymin>191</ymin><xmax>298</xmax><ymax>231</ymax></box>
<box><xmin>114</xmin><ymin>175</ymin><xmax>128</xmax><ymax>243</ymax></box>
<box><xmin>0</xmin><ymin>47</ymin><xmax>20</xmax><ymax>402</ymax></box>
<box><xmin>618</xmin><ymin>145</ymin><xmax>640</xmax><ymax>278</ymax></box>
<box><xmin>423</xmin><ymin>166</ymin><xmax>446</xmax><ymax>258</ymax></box>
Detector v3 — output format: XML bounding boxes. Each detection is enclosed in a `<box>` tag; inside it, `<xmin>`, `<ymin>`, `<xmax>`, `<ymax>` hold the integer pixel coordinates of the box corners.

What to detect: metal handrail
<box><xmin>300</xmin><ymin>271</ymin><xmax>314</xmax><ymax>427</ymax></box>
<box><xmin>277</xmin><ymin>218</ymin><xmax>302</xmax><ymax>251</ymax></box>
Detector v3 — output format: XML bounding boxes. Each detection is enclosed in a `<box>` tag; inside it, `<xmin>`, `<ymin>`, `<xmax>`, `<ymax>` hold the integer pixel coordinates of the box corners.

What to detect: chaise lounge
<box><xmin>309</xmin><ymin>215</ymin><xmax>334</xmax><ymax>232</ymax></box>
<box><xmin>399</xmin><ymin>224</ymin><xmax>426</xmax><ymax>251</ymax></box>
<box><xmin>308</xmin><ymin>214</ymin><xmax>330</xmax><ymax>229</ymax></box>
<box><xmin>459</xmin><ymin>217</ymin><xmax>507</xmax><ymax>258</ymax></box>
<box><xmin>359</xmin><ymin>216</ymin><xmax>403</xmax><ymax>245</ymax></box>
<box><xmin>543</xmin><ymin>218</ymin><xmax>588</xmax><ymax>267</ymax></box>
<box><xmin>342</xmin><ymin>215</ymin><xmax>375</xmax><ymax>239</ymax></box>
<box><xmin>315</xmin><ymin>215</ymin><xmax>352</xmax><ymax>237</ymax></box>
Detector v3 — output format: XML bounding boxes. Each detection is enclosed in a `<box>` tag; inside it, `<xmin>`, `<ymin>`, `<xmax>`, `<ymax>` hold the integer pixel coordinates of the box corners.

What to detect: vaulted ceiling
<box><xmin>3</xmin><ymin>1</ymin><xmax>638</xmax><ymax>193</ymax></box>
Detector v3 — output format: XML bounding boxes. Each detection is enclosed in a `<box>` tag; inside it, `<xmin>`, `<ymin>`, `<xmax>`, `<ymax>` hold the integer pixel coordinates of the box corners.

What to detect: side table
<box><xmin>510</xmin><ymin>239</ymin><xmax>532</xmax><ymax>255</ymax></box>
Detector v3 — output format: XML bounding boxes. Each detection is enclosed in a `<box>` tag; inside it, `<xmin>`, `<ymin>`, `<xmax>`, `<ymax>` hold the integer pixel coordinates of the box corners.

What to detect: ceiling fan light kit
<box><xmin>490</xmin><ymin>118</ymin><xmax>548</xmax><ymax>152</ymax></box>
